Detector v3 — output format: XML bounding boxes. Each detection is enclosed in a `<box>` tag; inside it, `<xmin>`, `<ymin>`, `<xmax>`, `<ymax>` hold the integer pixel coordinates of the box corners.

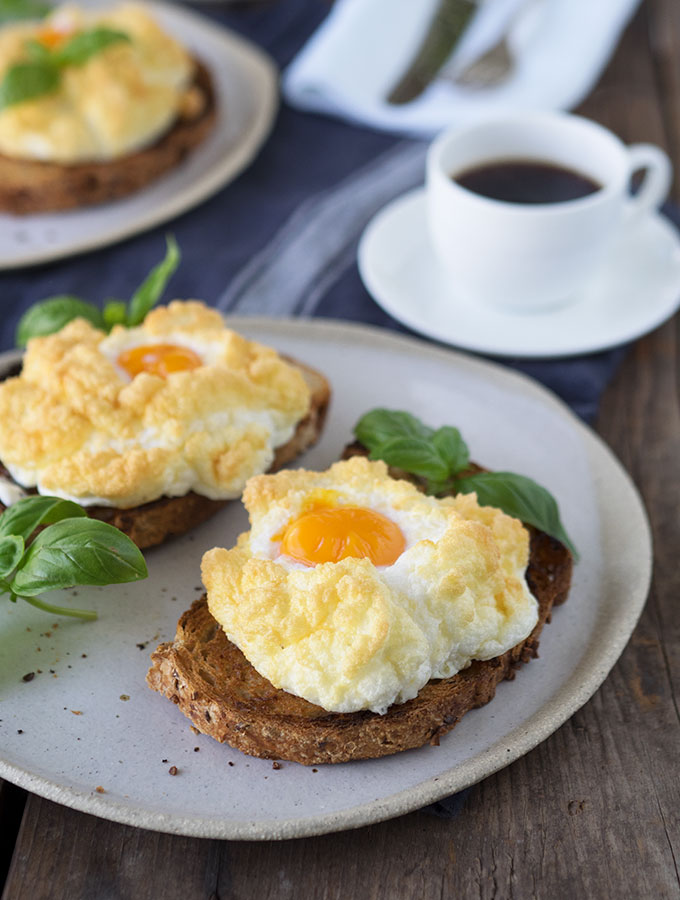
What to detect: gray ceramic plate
<box><xmin>0</xmin><ymin>1</ymin><xmax>278</xmax><ymax>269</ymax></box>
<box><xmin>0</xmin><ymin>319</ymin><xmax>652</xmax><ymax>839</ymax></box>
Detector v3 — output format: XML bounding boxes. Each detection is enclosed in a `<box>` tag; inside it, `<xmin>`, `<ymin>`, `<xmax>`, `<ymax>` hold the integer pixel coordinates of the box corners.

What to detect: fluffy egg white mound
<box><xmin>0</xmin><ymin>3</ymin><xmax>196</xmax><ymax>163</ymax></box>
<box><xmin>203</xmin><ymin>457</ymin><xmax>539</xmax><ymax>715</ymax></box>
<box><xmin>0</xmin><ymin>301</ymin><xmax>311</xmax><ymax>508</ymax></box>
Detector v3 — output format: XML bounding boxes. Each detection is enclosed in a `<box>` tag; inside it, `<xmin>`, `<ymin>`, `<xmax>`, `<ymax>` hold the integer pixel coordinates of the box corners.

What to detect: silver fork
<box><xmin>446</xmin><ymin>0</ymin><xmax>539</xmax><ymax>90</ymax></box>
<box><xmin>454</xmin><ymin>35</ymin><xmax>514</xmax><ymax>88</ymax></box>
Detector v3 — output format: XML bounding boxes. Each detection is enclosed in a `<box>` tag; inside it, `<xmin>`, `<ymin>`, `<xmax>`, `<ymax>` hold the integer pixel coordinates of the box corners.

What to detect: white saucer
<box><xmin>358</xmin><ymin>188</ymin><xmax>680</xmax><ymax>358</ymax></box>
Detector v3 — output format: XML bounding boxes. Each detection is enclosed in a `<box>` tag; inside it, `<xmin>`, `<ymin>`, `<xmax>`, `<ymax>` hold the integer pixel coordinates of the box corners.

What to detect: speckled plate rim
<box><xmin>0</xmin><ymin>0</ymin><xmax>279</xmax><ymax>269</ymax></box>
<box><xmin>0</xmin><ymin>318</ymin><xmax>653</xmax><ymax>840</ymax></box>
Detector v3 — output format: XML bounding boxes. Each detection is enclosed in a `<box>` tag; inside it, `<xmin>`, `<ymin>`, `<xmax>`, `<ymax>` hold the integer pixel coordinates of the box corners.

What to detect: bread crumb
<box><xmin>272</xmin><ymin>761</ymin><xmax>282</xmax><ymax>770</ymax></box>
<box><xmin>119</xmin><ymin>694</ymin><xmax>130</xmax><ymax>701</ymax></box>
<box><xmin>169</xmin><ymin>766</ymin><xmax>178</xmax><ymax>776</ymax></box>
<box><xmin>95</xmin><ymin>786</ymin><xmax>106</xmax><ymax>794</ymax></box>
<box><xmin>71</xmin><ymin>710</ymin><xmax>83</xmax><ymax>715</ymax></box>
<box><xmin>22</xmin><ymin>672</ymin><xmax>35</xmax><ymax>682</ymax></box>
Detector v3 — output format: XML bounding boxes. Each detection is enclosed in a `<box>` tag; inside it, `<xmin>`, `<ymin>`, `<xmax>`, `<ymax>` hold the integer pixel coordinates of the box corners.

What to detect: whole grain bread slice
<box><xmin>0</xmin><ymin>358</ymin><xmax>330</xmax><ymax>549</ymax></box>
<box><xmin>0</xmin><ymin>61</ymin><xmax>216</xmax><ymax>215</ymax></box>
<box><xmin>146</xmin><ymin>452</ymin><xmax>572</xmax><ymax>764</ymax></box>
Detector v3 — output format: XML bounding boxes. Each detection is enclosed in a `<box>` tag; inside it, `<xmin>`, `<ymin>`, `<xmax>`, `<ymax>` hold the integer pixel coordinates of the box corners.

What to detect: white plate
<box><xmin>0</xmin><ymin>318</ymin><xmax>651</xmax><ymax>840</ymax></box>
<box><xmin>358</xmin><ymin>188</ymin><xmax>680</xmax><ymax>358</ymax></box>
<box><xmin>0</xmin><ymin>1</ymin><xmax>278</xmax><ymax>269</ymax></box>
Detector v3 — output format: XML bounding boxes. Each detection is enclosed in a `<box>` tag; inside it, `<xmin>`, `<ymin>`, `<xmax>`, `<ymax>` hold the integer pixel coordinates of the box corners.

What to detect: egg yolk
<box><xmin>37</xmin><ymin>27</ymin><xmax>70</xmax><ymax>49</ymax></box>
<box><xmin>117</xmin><ymin>344</ymin><xmax>202</xmax><ymax>379</ymax></box>
<box><xmin>280</xmin><ymin>506</ymin><xmax>406</xmax><ymax>567</ymax></box>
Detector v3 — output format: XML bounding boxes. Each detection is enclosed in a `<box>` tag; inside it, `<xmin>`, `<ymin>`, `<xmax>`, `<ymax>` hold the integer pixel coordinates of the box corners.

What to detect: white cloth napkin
<box><xmin>282</xmin><ymin>0</ymin><xmax>642</xmax><ymax>136</ymax></box>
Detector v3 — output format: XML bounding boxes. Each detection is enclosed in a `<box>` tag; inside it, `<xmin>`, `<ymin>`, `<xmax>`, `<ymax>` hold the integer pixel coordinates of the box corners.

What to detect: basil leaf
<box><xmin>10</xmin><ymin>517</ymin><xmax>147</xmax><ymax>596</ymax></box>
<box><xmin>370</xmin><ymin>436</ymin><xmax>450</xmax><ymax>482</ymax></box>
<box><xmin>0</xmin><ymin>0</ymin><xmax>50</xmax><ymax>24</ymax></box>
<box><xmin>24</xmin><ymin>38</ymin><xmax>51</xmax><ymax>62</ymax></box>
<box><xmin>431</xmin><ymin>426</ymin><xmax>469</xmax><ymax>476</ymax></box>
<box><xmin>425</xmin><ymin>480</ymin><xmax>456</xmax><ymax>497</ymax></box>
<box><xmin>454</xmin><ymin>471</ymin><xmax>577</xmax><ymax>557</ymax></box>
<box><xmin>0</xmin><ymin>495</ymin><xmax>87</xmax><ymax>542</ymax></box>
<box><xmin>52</xmin><ymin>27</ymin><xmax>130</xmax><ymax>67</ymax></box>
<box><xmin>354</xmin><ymin>409</ymin><xmax>433</xmax><ymax>453</ymax></box>
<box><xmin>103</xmin><ymin>299</ymin><xmax>127</xmax><ymax>329</ymax></box>
<box><xmin>0</xmin><ymin>59</ymin><xmax>59</xmax><ymax>110</ymax></box>
<box><xmin>0</xmin><ymin>535</ymin><xmax>23</xmax><ymax>579</ymax></box>
<box><xmin>16</xmin><ymin>296</ymin><xmax>105</xmax><ymax>347</ymax></box>
<box><xmin>127</xmin><ymin>235</ymin><xmax>180</xmax><ymax>326</ymax></box>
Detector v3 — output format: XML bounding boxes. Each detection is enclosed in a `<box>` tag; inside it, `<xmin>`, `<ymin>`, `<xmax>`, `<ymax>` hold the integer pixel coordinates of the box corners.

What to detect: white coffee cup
<box><xmin>426</xmin><ymin>111</ymin><xmax>672</xmax><ymax>312</ymax></box>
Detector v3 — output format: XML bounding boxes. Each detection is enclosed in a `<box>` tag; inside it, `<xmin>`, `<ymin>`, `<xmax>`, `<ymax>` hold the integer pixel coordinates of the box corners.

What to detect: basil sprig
<box><xmin>354</xmin><ymin>409</ymin><xmax>577</xmax><ymax>557</ymax></box>
<box><xmin>15</xmin><ymin>236</ymin><xmax>180</xmax><ymax>347</ymax></box>
<box><xmin>0</xmin><ymin>27</ymin><xmax>129</xmax><ymax>110</ymax></box>
<box><xmin>50</xmin><ymin>27</ymin><xmax>129</xmax><ymax>66</ymax></box>
<box><xmin>0</xmin><ymin>59</ymin><xmax>59</xmax><ymax>108</ymax></box>
<box><xmin>0</xmin><ymin>495</ymin><xmax>147</xmax><ymax>619</ymax></box>
<box><xmin>15</xmin><ymin>296</ymin><xmax>105</xmax><ymax>346</ymax></box>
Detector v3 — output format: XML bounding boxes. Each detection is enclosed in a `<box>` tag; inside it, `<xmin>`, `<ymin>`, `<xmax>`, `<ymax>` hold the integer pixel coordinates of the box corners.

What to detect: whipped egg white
<box><xmin>0</xmin><ymin>301</ymin><xmax>311</xmax><ymax>508</ymax></box>
<box><xmin>203</xmin><ymin>457</ymin><xmax>539</xmax><ymax>715</ymax></box>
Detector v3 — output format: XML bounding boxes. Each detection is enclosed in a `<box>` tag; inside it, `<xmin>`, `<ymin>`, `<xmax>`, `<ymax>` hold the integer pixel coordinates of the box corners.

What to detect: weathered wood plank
<box><xmin>0</xmin><ymin>780</ymin><xmax>26</xmax><ymax>893</ymax></box>
<box><xmin>649</xmin><ymin>0</ymin><xmax>680</xmax><ymax>190</ymax></box>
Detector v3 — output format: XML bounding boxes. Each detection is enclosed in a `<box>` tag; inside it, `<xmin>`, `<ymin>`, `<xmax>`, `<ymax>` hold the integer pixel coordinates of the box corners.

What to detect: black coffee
<box><xmin>454</xmin><ymin>159</ymin><xmax>601</xmax><ymax>204</ymax></box>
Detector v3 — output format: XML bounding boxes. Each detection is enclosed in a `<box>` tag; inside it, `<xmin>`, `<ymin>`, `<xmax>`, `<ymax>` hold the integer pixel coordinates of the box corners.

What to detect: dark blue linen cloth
<box><xmin>0</xmin><ymin>0</ymin><xmax>649</xmax><ymax>423</ymax></box>
<box><xmin>0</xmin><ymin>0</ymin><xmax>671</xmax><ymax>821</ymax></box>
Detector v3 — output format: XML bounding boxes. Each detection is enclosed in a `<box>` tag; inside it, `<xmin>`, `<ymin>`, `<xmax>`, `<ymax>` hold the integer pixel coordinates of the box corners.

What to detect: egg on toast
<box><xmin>147</xmin><ymin>455</ymin><xmax>572</xmax><ymax>763</ymax></box>
<box><xmin>0</xmin><ymin>301</ymin><xmax>331</xmax><ymax>547</ymax></box>
<box><xmin>0</xmin><ymin>3</ymin><xmax>216</xmax><ymax>212</ymax></box>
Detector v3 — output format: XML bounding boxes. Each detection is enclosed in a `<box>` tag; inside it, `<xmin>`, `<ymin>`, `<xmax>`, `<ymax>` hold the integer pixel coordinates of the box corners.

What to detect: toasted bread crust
<box><xmin>147</xmin><ymin>466</ymin><xmax>572</xmax><ymax>764</ymax></box>
<box><xmin>0</xmin><ymin>358</ymin><xmax>331</xmax><ymax>549</ymax></box>
<box><xmin>0</xmin><ymin>61</ymin><xmax>216</xmax><ymax>214</ymax></box>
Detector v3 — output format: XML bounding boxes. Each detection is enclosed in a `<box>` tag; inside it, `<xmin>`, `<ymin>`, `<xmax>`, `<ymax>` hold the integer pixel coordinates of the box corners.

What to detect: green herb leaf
<box><xmin>0</xmin><ymin>0</ymin><xmax>50</xmax><ymax>24</ymax></box>
<box><xmin>0</xmin><ymin>59</ymin><xmax>59</xmax><ymax>110</ymax></box>
<box><xmin>24</xmin><ymin>38</ymin><xmax>51</xmax><ymax>62</ymax></box>
<box><xmin>15</xmin><ymin>296</ymin><xmax>105</xmax><ymax>347</ymax></box>
<box><xmin>354</xmin><ymin>409</ymin><xmax>434</xmax><ymax>452</ymax></box>
<box><xmin>454</xmin><ymin>471</ymin><xmax>577</xmax><ymax>557</ymax></box>
<box><xmin>355</xmin><ymin>412</ymin><xmax>471</xmax><ymax>489</ymax></box>
<box><xmin>0</xmin><ymin>535</ymin><xmax>24</xmax><ymax>580</ymax></box>
<box><xmin>431</xmin><ymin>426</ymin><xmax>469</xmax><ymax>475</ymax></box>
<box><xmin>10</xmin><ymin>517</ymin><xmax>148</xmax><ymax>597</ymax></box>
<box><xmin>52</xmin><ymin>27</ymin><xmax>130</xmax><ymax>67</ymax></box>
<box><xmin>369</xmin><ymin>436</ymin><xmax>451</xmax><ymax>482</ymax></box>
<box><xmin>127</xmin><ymin>235</ymin><xmax>180</xmax><ymax>326</ymax></box>
<box><xmin>21</xmin><ymin>594</ymin><xmax>98</xmax><ymax>620</ymax></box>
<box><xmin>103</xmin><ymin>299</ymin><xmax>127</xmax><ymax>329</ymax></box>
<box><xmin>0</xmin><ymin>495</ymin><xmax>87</xmax><ymax>542</ymax></box>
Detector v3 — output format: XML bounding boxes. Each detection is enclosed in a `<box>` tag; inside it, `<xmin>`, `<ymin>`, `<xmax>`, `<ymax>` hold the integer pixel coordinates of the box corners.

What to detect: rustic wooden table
<box><xmin>2</xmin><ymin>2</ymin><xmax>679</xmax><ymax>897</ymax></box>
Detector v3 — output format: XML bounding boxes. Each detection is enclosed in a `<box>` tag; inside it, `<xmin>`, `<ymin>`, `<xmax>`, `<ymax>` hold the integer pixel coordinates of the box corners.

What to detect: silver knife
<box><xmin>387</xmin><ymin>0</ymin><xmax>477</xmax><ymax>105</ymax></box>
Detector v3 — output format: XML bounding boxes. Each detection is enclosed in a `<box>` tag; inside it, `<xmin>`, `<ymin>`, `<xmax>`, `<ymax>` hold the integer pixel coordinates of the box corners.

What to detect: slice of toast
<box><xmin>0</xmin><ymin>358</ymin><xmax>330</xmax><ymax>549</ymax></box>
<box><xmin>146</xmin><ymin>449</ymin><xmax>572</xmax><ymax>764</ymax></box>
<box><xmin>0</xmin><ymin>61</ymin><xmax>216</xmax><ymax>215</ymax></box>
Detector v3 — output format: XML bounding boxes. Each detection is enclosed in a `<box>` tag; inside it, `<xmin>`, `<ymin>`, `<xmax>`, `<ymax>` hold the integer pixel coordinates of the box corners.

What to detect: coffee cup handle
<box><xmin>624</xmin><ymin>144</ymin><xmax>673</xmax><ymax>222</ymax></box>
